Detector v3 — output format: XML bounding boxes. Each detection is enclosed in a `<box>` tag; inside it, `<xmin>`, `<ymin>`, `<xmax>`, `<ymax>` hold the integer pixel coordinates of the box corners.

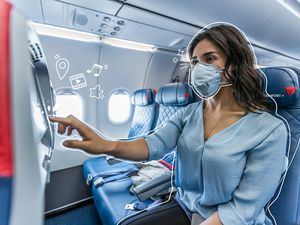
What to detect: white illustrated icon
<box><xmin>90</xmin><ymin>85</ymin><xmax>105</xmax><ymax>100</ymax></box>
<box><xmin>173</xmin><ymin>49</ymin><xmax>185</xmax><ymax>64</ymax></box>
<box><xmin>86</xmin><ymin>63</ymin><xmax>108</xmax><ymax>77</ymax></box>
<box><xmin>69</xmin><ymin>73</ymin><xmax>87</xmax><ymax>90</ymax></box>
<box><xmin>180</xmin><ymin>62</ymin><xmax>189</xmax><ymax>70</ymax></box>
<box><xmin>177</xmin><ymin>48</ymin><xmax>185</xmax><ymax>59</ymax></box>
<box><xmin>55</xmin><ymin>54</ymin><xmax>70</xmax><ymax>80</ymax></box>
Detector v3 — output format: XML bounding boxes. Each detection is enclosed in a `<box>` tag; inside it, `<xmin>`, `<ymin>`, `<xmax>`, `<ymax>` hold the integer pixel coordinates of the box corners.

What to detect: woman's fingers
<box><xmin>67</xmin><ymin>126</ymin><xmax>74</xmax><ymax>136</ymax></box>
<box><xmin>50</xmin><ymin>117</ymin><xmax>73</xmax><ymax>134</ymax></box>
<box><xmin>49</xmin><ymin>115</ymin><xmax>91</xmax><ymax>137</ymax></box>
<box><xmin>58</xmin><ymin>122</ymin><xmax>68</xmax><ymax>134</ymax></box>
<box><xmin>49</xmin><ymin>115</ymin><xmax>102</xmax><ymax>153</ymax></box>
<box><xmin>63</xmin><ymin>139</ymin><xmax>87</xmax><ymax>149</ymax></box>
<box><xmin>49</xmin><ymin>116</ymin><xmax>76</xmax><ymax>127</ymax></box>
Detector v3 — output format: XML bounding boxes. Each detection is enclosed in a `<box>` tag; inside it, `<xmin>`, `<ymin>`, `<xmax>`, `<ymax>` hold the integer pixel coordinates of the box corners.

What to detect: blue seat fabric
<box><xmin>260</xmin><ymin>67</ymin><xmax>300</xmax><ymax>225</ymax></box>
<box><xmin>128</xmin><ymin>89</ymin><xmax>158</xmax><ymax>138</ymax></box>
<box><xmin>0</xmin><ymin>177</ymin><xmax>12</xmax><ymax>225</ymax></box>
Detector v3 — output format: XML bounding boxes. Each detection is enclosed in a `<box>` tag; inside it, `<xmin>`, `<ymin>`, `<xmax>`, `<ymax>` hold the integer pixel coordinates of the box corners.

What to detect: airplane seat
<box><xmin>154</xmin><ymin>82</ymin><xmax>195</xmax><ymax>164</ymax></box>
<box><xmin>0</xmin><ymin>2</ymin><xmax>14</xmax><ymax>225</ymax></box>
<box><xmin>83</xmin><ymin>88</ymin><xmax>158</xmax><ymax>187</ymax></box>
<box><xmin>1</xmin><ymin>1</ymin><xmax>55</xmax><ymax>224</ymax></box>
<box><xmin>82</xmin><ymin>84</ymin><xmax>193</xmax><ymax>186</ymax></box>
<box><xmin>86</xmin><ymin>83</ymin><xmax>195</xmax><ymax>225</ymax></box>
<box><xmin>259</xmin><ymin>67</ymin><xmax>300</xmax><ymax>225</ymax></box>
<box><xmin>128</xmin><ymin>88</ymin><xmax>158</xmax><ymax>138</ymax></box>
<box><xmin>155</xmin><ymin>82</ymin><xmax>194</xmax><ymax>128</ymax></box>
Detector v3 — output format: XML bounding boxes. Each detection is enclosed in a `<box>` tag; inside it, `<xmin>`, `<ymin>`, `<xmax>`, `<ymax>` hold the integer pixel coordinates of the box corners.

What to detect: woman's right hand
<box><xmin>49</xmin><ymin>115</ymin><xmax>115</xmax><ymax>155</ymax></box>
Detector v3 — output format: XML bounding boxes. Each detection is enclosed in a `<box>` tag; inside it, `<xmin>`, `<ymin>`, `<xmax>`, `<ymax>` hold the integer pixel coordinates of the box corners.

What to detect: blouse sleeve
<box><xmin>144</xmin><ymin>107</ymin><xmax>186</xmax><ymax>160</ymax></box>
<box><xmin>218</xmin><ymin>122</ymin><xmax>288</xmax><ymax>225</ymax></box>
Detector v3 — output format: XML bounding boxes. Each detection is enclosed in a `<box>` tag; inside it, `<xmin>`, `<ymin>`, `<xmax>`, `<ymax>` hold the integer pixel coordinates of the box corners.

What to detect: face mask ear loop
<box><xmin>220</xmin><ymin>66</ymin><xmax>233</xmax><ymax>87</ymax></box>
<box><xmin>187</xmin><ymin>68</ymin><xmax>192</xmax><ymax>88</ymax></box>
<box><xmin>220</xmin><ymin>83</ymin><xmax>232</xmax><ymax>87</ymax></box>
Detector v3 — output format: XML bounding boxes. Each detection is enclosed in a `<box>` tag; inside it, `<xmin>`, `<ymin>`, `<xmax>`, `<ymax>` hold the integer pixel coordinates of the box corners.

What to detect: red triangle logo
<box><xmin>285</xmin><ymin>86</ymin><xmax>297</xmax><ymax>96</ymax></box>
<box><xmin>184</xmin><ymin>92</ymin><xmax>190</xmax><ymax>98</ymax></box>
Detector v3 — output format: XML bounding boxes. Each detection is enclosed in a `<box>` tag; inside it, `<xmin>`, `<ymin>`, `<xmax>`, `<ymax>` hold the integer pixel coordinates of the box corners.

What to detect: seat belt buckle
<box><xmin>86</xmin><ymin>174</ymin><xmax>93</xmax><ymax>186</ymax></box>
<box><xmin>94</xmin><ymin>177</ymin><xmax>104</xmax><ymax>187</ymax></box>
<box><xmin>125</xmin><ymin>202</ymin><xmax>148</xmax><ymax>210</ymax></box>
<box><xmin>125</xmin><ymin>203</ymin><xmax>135</xmax><ymax>210</ymax></box>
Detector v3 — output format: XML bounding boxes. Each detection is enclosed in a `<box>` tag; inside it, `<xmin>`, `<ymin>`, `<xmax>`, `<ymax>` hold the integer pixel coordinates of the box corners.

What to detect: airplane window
<box><xmin>55</xmin><ymin>92</ymin><xmax>84</xmax><ymax>120</ymax></box>
<box><xmin>108</xmin><ymin>90</ymin><xmax>131</xmax><ymax>124</ymax></box>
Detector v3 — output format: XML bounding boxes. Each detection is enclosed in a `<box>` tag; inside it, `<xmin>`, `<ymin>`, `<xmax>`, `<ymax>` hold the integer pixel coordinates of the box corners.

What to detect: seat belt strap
<box><xmin>93</xmin><ymin>168</ymin><xmax>139</xmax><ymax>188</ymax></box>
<box><xmin>125</xmin><ymin>199</ymin><xmax>163</xmax><ymax>211</ymax></box>
<box><xmin>86</xmin><ymin>164</ymin><xmax>137</xmax><ymax>186</ymax></box>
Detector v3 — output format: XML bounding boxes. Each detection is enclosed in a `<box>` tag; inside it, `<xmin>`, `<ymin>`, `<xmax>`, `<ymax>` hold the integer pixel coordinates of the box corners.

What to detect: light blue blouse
<box><xmin>144</xmin><ymin>101</ymin><xmax>287</xmax><ymax>225</ymax></box>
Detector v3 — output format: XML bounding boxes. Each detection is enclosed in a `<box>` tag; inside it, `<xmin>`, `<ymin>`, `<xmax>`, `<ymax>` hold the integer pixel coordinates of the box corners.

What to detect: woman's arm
<box><xmin>49</xmin><ymin>115</ymin><xmax>149</xmax><ymax>161</ymax></box>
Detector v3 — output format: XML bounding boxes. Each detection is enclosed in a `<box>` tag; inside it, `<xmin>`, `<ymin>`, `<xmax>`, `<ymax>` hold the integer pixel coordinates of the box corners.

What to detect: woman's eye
<box><xmin>206</xmin><ymin>56</ymin><xmax>215</xmax><ymax>63</ymax></box>
<box><xmin>191</xmin><ymin>58</ymin><xmax>199</xmax><ymax>65</ymax></box>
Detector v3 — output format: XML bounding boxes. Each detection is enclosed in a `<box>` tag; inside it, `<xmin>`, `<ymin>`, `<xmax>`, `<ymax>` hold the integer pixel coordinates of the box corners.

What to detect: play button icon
<box><xmin>69</xmin><ymin>73</ymin><xmax>87</xmax><ymax>89</ymax></box>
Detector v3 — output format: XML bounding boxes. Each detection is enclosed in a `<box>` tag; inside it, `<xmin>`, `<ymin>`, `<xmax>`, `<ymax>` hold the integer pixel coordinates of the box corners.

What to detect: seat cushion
<box><xmin>92</xmin><ymin>178</ymin><xmax>153</xmax><ymax>225</ymax></box>
<box><xmin>83</xmin><ymin>156</ymin><xmax>134</xmax><ymax>186</ymax></box>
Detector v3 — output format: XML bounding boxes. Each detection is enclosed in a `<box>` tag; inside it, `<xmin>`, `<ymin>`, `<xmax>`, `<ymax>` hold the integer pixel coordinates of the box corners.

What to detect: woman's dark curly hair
<box><xmin>188</xmin><ymin>24</ymin><xmax>271</xmax><ymax>112</ymax></box>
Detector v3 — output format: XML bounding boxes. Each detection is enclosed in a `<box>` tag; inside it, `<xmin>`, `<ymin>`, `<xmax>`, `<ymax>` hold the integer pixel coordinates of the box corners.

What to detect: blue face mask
<box><xmin>189</xmin><ymin>62</ymin><xmax>231</xmax><ymax>99</ymax></box>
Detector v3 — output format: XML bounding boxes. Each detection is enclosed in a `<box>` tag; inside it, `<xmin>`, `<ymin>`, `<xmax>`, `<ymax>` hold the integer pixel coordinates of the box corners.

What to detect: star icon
<box><xmin>173</xmin><ymin>57</ymin><xmax>179</xmax><ymax>64</ymax></box>
<box><xmin>177</xmin><ymin>49</ymin><xmax>185</xmax><ymax>58</ymax></box>
<box><xmin>90</xmin><ymin>85</ymin><xmax>105</xmax><ymax>100</ymax></box>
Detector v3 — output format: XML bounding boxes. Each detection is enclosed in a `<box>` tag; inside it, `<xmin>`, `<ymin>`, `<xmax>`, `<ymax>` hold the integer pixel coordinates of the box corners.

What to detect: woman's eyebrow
<box><xmin>192</xmin><ymin>51</ymin><xmax>219</xmax><ymax>59</ymax></box>
<box><xmin>202</xmin><ymin>51</ymin><xmax>219</xmax><ymax>57</ymax></box>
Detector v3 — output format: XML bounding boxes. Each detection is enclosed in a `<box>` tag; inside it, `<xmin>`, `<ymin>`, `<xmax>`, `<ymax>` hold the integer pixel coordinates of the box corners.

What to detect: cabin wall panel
<box><xmin>39</xmin><ymin>35</ymin><xmax>100</xmax><ymax>171</ymax></box>
<box><xmin>143</xmin><ymin>51</ymin><xmax>177</xmax><ymax>89</ymax></box>
<box><xmin>97</xmin><ymin>45</ymin><xmax>152</xmax><ymax>138</ymax></box>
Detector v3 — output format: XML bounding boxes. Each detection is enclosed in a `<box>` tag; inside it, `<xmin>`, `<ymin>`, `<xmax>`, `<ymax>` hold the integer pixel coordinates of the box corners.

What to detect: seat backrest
<box><xmin>155</xmin><ymin>82</ymin><xmax>195</xmax><ymax>128</ymax></box>
<box><xmin>260</xmin><ymin>67</ymin><xmax>300</xmax><ymax>225</ymax></box>
<box><xmin>0</xmin><ymin>2</ymin><xmax>13</xmax><ymax>225</ymax></box>
<box><xmin>128</xmin><ymin>89</ymin><xmax>158</xmax><ymax>138</ymax></box>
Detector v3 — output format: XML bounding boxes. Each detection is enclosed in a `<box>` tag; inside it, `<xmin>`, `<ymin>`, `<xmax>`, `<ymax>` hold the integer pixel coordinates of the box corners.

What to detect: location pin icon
<box><xmin>55</xmin><ymin>55</ymin><xmax>69</xmax><ymax>80</ymax></box>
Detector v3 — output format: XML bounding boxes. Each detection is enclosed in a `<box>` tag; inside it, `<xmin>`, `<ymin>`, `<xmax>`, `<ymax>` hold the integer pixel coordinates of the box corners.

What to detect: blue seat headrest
<box><xmin>259</xmin><ymin>67</ymin><xmax>299</xmax><ymax>107</ymax></box>
<box><xmin>155</xmin><ymin>83</ymin><xmax>194</xmax><ymax>106</ymax></box>
<box><xmin>131</xmin><ymin>89</ymin><xmax>155</xmax><ymax>106</ymax></box>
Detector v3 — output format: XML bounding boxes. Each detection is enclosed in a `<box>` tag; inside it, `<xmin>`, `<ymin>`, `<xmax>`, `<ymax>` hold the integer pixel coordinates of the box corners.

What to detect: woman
<box><xmin>50</xmin><ymin>24</ymin><xmax>287</xmax><ymax>225</ymax></box>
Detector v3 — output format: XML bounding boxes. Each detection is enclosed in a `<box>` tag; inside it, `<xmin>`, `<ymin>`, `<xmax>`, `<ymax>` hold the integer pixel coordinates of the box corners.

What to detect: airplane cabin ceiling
<box><xmin>126</xmin><ymin>0</ymin><xmax>281</xmax><ymax>33</ymax></box>
<box><xmin>125</xmin><ymin>0</ymin><xmax>300</xmax><ymax>60</ymax></box>
<box><xmin>9</xmin><ymin>0</ymin><xmax>300</xmax><ymax>64</ymax></box>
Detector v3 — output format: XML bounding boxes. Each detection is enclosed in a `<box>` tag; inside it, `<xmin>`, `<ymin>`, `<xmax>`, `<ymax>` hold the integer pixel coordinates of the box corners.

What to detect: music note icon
<box><xmin>86</xmin><ymin>64</ymin><xmax>103</xmax><ymax>77</ymax></box>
